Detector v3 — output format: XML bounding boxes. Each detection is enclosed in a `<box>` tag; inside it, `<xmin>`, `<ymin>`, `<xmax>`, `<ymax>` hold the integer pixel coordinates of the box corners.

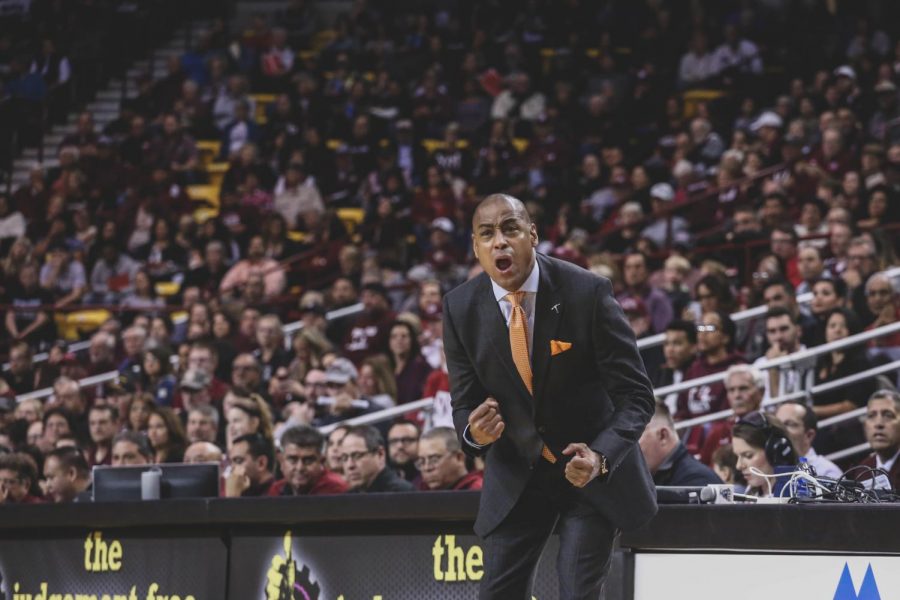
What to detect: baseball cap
<box><xmin>324</xmin><ymin>358</ymin><xmax>358</xmax><ymax>385</ymax></box>
<box><xmin>875</xmin><ymin>80</ymin><xmax>897</xmax><ymax>94</ymax></box>
<box><xmin>430</xmin><ymin>217</ymin><xmax>455</xmax><ymax>234</ymax></box>
<box><xmin>362</xmin><ymin>281</ymin><xmax>390</xmax><ymax>301</ymax></box>
<box><xmin>179</xmin><ymin>368</ymin><xmax>211</xmax><ymax>392</ymax></box>
<box><xmin>833</xmin><ymin>65</ymin><xmax>856</xmax><ymax>80</ymax></box>
<box><xmin>750</xmin><ymin>111</ymin><xmax>783</xmax><ymax>132</ymax></box>
<box><xmin>619</xmin><ymin>296</ymin><xmax>648</xmax><ymax>317</ymax></box>
<box><xmin>650</xmin><ymin>183</ymin><xmax>675</xmax><ymax>202</ymax></box>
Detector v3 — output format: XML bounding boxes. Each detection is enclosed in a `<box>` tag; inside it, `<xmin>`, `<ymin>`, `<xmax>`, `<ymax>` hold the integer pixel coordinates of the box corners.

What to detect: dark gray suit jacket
<box><xmin>443</xmin><ymin>253</ymin><xmax>658</xmax><ymax>537</ymax></box>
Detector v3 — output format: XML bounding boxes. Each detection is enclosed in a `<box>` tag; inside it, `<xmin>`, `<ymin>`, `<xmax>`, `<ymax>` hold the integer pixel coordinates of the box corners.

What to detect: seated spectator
<box><xmin>710</xmin><ymin>444</ymin><xmax>743</xmax><ymax>490</ymax></box>
<box><xmin>641</xmin><ymin>183</ymin><xmax>689</xmax><ymax>248</ymax></box>
<box><xmin>865</xmin><ymin>272</ymin><xmax>900</xmax><ymax>349</ymax></box>
<box><xmin>325</xmin><ymin>425</ymin><xmax>350</xmax><ymax>476</ymax></box>
<box><xmin>138</xmin><ymin>348</ymin><xmax>177</xmax><ymax>407</ymax></box>
<box><xmin>387</xmin><ymin>419</ymin><xmax>421</xmax><ymax>483</ymax></box>
<box><xmin>2</xmin><ymin>341</ymin><xmax>36</xmax><ymax>395</ymax></box>
<box><xmin>39</xmin><ymin>242</ymin><xmax>86</xmax><ymax>308</ymax></box>
<box><xmin>700</xmin><ymin>365</ymin><xmax>766</xmax><ymax>465</ymax></box>
<box><xmin>186</xmin><ymin>405</ymin><xmax>220</xmax><ymax>445</ymax></box>
<box><xmin>273</xmin><ymin>162</ymin><xmax>324</xmax><ymax>229</ymax></box>
<box><xmin>87</xmin><ymin>242</ymin><xmax>140</xmax><ymax>305</ymax></box>
<box><xmin>314</xmin><ymin>358</ymin><xmax>376</xmax><ymax>426</ymax></box>
<box><xmin>253</xmin><ymin>315</ymin><xmax>291</xmax><ymax>386</ymax></box>
<box><xmin>356</xmin><ymin>355</ymin><xmax>397</xmax><ymax>411</ymax></box>
<box><xmin>676</xmin><ymin>311</ymin><xmax>745</xmax><ymax>455</ymax></box>
<box><xmin>814</xmin><ymin>308</ymin><xmax>875</xmax><ymax>422</ymax></box>
<box><xmin>854</xmin><ymin>390</ymin><xmax>900</xmax><ymax>491</ymax></box>
<box><xmin>0</xmin><ymin>453</ymin><xmax>43</xmax><ymax>504</ymax></box>
<box><xmin>340</xmin><ymin>425</ymin><xmax>414</xmax><ymax>493</ymax></box>
<box><xmin>388</xmin><ymin>320</ymin><xmax>432</xmax><ymax>406</ymax></box>
<box><xmin>774</xmin><ymin>401</ymin><xmax>842</xmax><ymax>479</ymax></box>
<box><xmin>125</xmin><ymin>395</ymin><xmax>154</xmax><ymax>433</ymax></box>
<box><xmin>49</xmin><ymin>377</ymin><xmax>88</xmax><ymax>444</ymax></box>
<box><xmin>342</xmin><ymin>282</ymin><xmax>397</xmax><ymax>366</ymax></box>
<box><xmin>417</xmin><ymin>427</ymin><xmax>483</xmax><ymax>491</ymax></box>
<box><xmin>147</xmin><ymin>406</ymin><xmax>187</xmax><ymax>464</ymax></box>
<box><xmin>183</xmin><ymin>442</ymin><xmax>223</xmax><ymax>465</ymax></box>
<box><xmin>231</xmin><ymin>354</ymin><xmax>268</xmax><ymax>399</ymax></box>
<box><xmin>118</xmin><ymin>325</ymin><xmax>148</xmax><ymax>374</ymax></box>
<box><xmin>110</xmin><ymin>431</ymin><xmax>153</xmax><ymax>466</ymax></box>
<box><xmin>655</xmin><ymin>320</ymin><xmax>698</xmax><ymax>414</ymax></box>
<box><xmin>808</xmin><ymin>278</ymin><xmax>848</xmax><ymax>347</ymax></box>
<box><xmin>797</xmin><ymin>246</ymin><xmax>828</xmax><ymax>296</ymax></box>
<box><xmin>42</xmin><ymin>447</ymin><xmax>91</xmax><ymax>503</ymax></box>
<box><xmin>225</xmin><ymin>432</ymin><xmax>278</xmax><ymax>497</ymax></box>
<box><xmin>87</xmin><ymin>405</ymin><xmax>117</xmax><ymax>467</ymax></box>
<box><xmin>639</xmin><ymin>401</ymin><xmax>721</xmax><ymax>487</ymax></box>
<box><xmin>5</xmin><ymin>261</ymin><xmax>56</xmax><ymax>349</ymax></box>
<box><xmin>753</xmin><ymin>307</ymin><xmax>814</xmax><ymax>401</ymax></box>
<box><xmin>732</xmin><ymin>412</ymin><xmax>797</xmax><ymax>498</ymax></box>
<box><xmin>219</xmin><ymin>235</ymin><xmax>286</xmax><ymax>299</ymax></box>
<box><xmin>270</xmin><ymin>425</ymin><xmax>347</xmax><ymax>496</ymax></box>
<box><xmin>617</xmin><ymin>252</ymin><xmax>674</xmax><ymax>335</ymax></box>
<box><xmin>225</xmin><ymin>393</ymin><xmax>274</xmax><ymax>450</ymax></box>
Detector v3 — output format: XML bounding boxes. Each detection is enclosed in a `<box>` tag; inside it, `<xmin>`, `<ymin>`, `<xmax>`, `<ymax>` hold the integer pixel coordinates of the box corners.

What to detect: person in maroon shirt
<box><xmin>416</xmin><ymin>427</ymin><xmax>483</xmax><ymax>491</ymax></box>
<box><xmin>269</xmin><ymin>426</ymin><xmax>348</xmax><ymax>496</ymax></box>
<box><xmin>342</xmin><ymin>282</ymin><xmax>396</xmax><ymax>366</ymax></box>
<box><xmin>676</xmin><ymin>311</ymin><xmax>746</xmax><ymax>456</ymax></box>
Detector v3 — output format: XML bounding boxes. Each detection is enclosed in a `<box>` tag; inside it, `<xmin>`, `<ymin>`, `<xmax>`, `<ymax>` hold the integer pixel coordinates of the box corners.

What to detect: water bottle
<box><xmin>141</xmin><ymin>467</ymin><xmax>162</xmax><ymax>500</ymax></box>
<box><xmin>794</xmin><ymin>456</ymin><xmax>814</xmax><ymax>498</ymax></box>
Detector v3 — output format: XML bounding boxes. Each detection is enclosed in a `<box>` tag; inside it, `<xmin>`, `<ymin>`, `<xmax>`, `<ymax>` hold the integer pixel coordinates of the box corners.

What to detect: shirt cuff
<box><xmin>463</xmin><ymin>424</ymin><xmax>487</xmax><ymax>449</ymax></box>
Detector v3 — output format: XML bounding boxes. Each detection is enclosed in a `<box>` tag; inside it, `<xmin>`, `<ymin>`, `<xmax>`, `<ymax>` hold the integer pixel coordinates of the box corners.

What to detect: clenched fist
<box><xmin>468</xmin><ymin>397</ymin><xmax>505</xmax><ymax>446</ymax></box>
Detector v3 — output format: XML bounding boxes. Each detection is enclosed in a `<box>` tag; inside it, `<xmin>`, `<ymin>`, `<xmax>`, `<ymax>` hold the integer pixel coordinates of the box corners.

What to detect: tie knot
<box><xmin>505</xmin><ymin>291</ymin><xmax>526</xmax><ymax>307</ymax></box>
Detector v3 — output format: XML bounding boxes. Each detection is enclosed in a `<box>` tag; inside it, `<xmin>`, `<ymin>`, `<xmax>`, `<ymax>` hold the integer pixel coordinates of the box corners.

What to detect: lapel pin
<box><xmin>551</xmin><ymin>303</ymin><xmax>560</xmax><ymax>313</ymax></box>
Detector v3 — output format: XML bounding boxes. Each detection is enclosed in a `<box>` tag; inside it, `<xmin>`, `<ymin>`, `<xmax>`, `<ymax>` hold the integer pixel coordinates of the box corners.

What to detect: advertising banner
<box><xmin>635</xmin><ymin>553</ymin><xmax>900</xmax><ymax>599</ymax></box>
<box><xmin>230</xmin><ymin>530</ymin><xmax>562</xmax><ymax>599</ymax></box>
<box><xmin>0</xmin><ymin>530</ymin><xmax>227</xmax><ymax>600</ymax></box>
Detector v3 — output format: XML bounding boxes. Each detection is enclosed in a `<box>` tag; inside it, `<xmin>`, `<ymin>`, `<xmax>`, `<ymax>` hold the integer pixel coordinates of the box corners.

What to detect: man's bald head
<box><xmin>472</xmin><ymin>194</ymin><xmax>532</xmax><ymax>228</ymax></box>
<box><xmin>472</xmin><ymin>193</ymin><xmax>538</xmax><ymax>292</ymax></box>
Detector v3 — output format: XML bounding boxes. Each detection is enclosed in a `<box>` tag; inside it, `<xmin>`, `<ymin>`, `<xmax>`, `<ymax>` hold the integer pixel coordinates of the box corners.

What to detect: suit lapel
<box><xmin>476</xmin><ymin>275</ymin><xmax>534</xmax><ymax>403</ymax></box>
<box><xmin>532</xmin><ymin>254</ymin><xmax>563</xmax><ymax>407</ymax></box>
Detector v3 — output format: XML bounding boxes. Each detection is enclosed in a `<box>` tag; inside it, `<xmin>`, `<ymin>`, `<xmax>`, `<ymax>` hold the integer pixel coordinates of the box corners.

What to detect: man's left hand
<box><xmin>562</xmin><ymin>443</ymin><xmax>603</xmax><ymax>488</ymax></box>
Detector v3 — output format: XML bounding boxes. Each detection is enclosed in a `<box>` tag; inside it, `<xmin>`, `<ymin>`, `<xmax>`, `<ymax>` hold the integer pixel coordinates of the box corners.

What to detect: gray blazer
<box><xmin>443</xmin><ymin>253</ymin><xmax>658</xmax><ymax>537</ymax></box>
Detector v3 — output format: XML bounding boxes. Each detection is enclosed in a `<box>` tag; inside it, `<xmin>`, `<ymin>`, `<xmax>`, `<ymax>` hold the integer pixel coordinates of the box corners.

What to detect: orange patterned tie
<box><xmin>505</xmin><ymin>291</ymin><xmax>556</xmax><ymax>464</ymax></box>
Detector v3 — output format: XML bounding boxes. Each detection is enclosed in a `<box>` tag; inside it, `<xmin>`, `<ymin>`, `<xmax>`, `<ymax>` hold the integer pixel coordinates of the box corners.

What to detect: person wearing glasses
<box><xmin>270</xmin><ymin>426</ymin><xmax>347</xmax><ymax>496</ymax></box>
<box><xmin>339</xmin><ymin>425</ymin><xmax>414</xmax><ymax>493</ymax></box>
<box><xmin>417</xmin><ymin>427</ymin><xmax>483</xmax><ymax>491</ymax></box>
<box><xmin>386</xmin><ymin>419</ymin><xmax>421</xmax><ymax>483</ymax></box>
<box><xmin>675</xmin><ymin>311</ymin><xmax>746</xmax><ymax>457</ymax></box>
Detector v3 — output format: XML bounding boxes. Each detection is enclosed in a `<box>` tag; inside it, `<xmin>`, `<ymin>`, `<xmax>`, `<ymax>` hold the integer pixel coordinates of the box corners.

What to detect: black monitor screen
<box><xmin>92</xmin><ymin>463</ymin><xmax>220</xmax><ymax>501</ymax></box>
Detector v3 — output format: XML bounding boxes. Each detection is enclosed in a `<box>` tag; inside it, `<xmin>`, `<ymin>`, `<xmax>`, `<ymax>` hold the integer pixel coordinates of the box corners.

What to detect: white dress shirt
<box><xmin>490</xmin><ymin>259</ymin><xmax>540</xmax><ymax>360</ymax></box>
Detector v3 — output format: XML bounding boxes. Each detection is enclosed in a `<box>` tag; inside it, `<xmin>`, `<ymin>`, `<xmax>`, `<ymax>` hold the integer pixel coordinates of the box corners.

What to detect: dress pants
<box><xmin>479</xmin><ymin>459</ymin><xmax>618</xmax><ymax>600</ymax></box>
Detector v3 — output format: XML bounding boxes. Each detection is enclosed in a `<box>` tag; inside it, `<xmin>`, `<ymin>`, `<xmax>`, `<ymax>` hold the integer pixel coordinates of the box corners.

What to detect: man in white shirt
<box><xmin>774</xmin><ymin>401</ymin><xmax>842</xmax><ymax>479</ymax></box>
<box><xmin>753</xmin><ymin>307</ymin><xmax>814</xmax><ymax>401</ymax></box>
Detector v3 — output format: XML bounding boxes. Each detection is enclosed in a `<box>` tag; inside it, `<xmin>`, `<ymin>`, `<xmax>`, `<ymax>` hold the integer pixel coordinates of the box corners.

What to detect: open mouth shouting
<box><xmin>495</xmin><ymin>255</ymin><xmax>513</xmax><ymax>274</ymax></box>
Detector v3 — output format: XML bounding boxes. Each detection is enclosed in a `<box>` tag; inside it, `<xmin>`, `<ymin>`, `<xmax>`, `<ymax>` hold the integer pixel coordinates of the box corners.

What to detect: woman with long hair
<box><xmin>126</xmin><ymin>394</ymin><xmax>154</xmax><ymax>432</ymax></box>
<box><xmin>146</xmin><ymin>405</ymin><xmax>188</xmax><ymax>464</ymax></box>
<box><xmin>287</xmin><ymin>327</ymin><xmax>333</xmax><ymax>382</ymax></box>
<box><xmin>358</xmin><ymin>354</ymin><xmax>398</xmax><ymax>410</ymax></box>
<box><xmin>139</xmin><ymin>347</ymin><xmax>177</xmax><ymax>407</ymax></box>
<box><xmin>387</xmin><ymin>320</ymin><xmax>432</xmax><ymax>405</ymax></box>
<box><xmin>224</xmin><ymin>393</ymin><xmax>274</xmax><ymax>449</ymax></box>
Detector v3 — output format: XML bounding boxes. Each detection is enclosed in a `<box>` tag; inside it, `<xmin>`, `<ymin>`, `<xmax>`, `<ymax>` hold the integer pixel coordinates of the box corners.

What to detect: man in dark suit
<box><xmin>443</xmin><ymin>194</ymin><xmax>657</xmax><ymax>599</ymax></box>
<box><xmin>855</xmin><ymin>390</ymin><xmax>900</xmax><ymax>491</ymax></box>
<box><xmin>639</xmin><ymin>401</ymin><xmax>722</xmax><ymax>486</ymax></box>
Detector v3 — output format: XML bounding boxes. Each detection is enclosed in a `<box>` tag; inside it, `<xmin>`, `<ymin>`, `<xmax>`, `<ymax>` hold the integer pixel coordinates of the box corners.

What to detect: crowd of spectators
<box><xmin>1</xmin><ymin>0</ymin><xmax>900</xmax><ymax>502</ymax></box>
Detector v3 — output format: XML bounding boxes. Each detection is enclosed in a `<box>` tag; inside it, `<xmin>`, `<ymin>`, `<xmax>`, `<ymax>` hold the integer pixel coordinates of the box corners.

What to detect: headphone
<box><xmin>746</xmin><ymin>410</ymin><xmax>795</xmax><ymax>467</ymax></box>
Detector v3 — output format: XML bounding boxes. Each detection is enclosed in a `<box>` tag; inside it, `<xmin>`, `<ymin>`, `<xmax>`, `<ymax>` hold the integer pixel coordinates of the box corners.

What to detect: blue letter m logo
<box><xmin>834</xmin><ymin>563</ymin><xmax>881</xmax><ymax>600</ymax></box>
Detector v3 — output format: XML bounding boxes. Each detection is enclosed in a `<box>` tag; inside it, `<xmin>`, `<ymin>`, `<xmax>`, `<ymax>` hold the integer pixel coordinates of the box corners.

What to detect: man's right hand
<box><xmin>468</xmin><ymin>397</ymin><xmax>505</xmax><ymax>446</ymax></box>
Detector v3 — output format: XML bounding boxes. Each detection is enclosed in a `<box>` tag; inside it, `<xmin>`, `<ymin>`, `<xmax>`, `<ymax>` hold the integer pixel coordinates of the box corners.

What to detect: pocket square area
<box><xmin>550</xmin><ymin>340</ymin><xmax>572</xmax><ymax>356</ymax></box>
